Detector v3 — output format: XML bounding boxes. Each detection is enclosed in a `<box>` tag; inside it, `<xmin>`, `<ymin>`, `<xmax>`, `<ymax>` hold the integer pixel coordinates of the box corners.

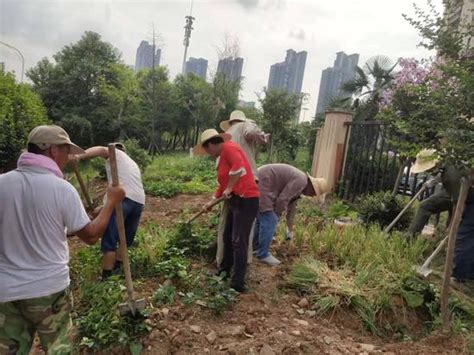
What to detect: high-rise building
<box><xmin>184</xmin><ymin>57</ymin><xmax>208</xmax><ymax>80</ymax></box>
<box><xmin>238</xmin><ymin>100</ymin><xmax>256</xmax><ymax>108</ymax></box>
<box><xmin>315</xmin><ymin>51</ymin><xmax>359</xmax><ymax>115</ymax></box>
<box><xmin>267</xmin><ymin>49</ymin><xmax>307</xmax><ymax>94</ymax></box>
<box><xmin>443</xmin><ymin>0</ymin><xmax>473</xmax><ymax>50</ymax></box>
<box><xmin>135</xmin><ymin>40</ymin><xmax>161</xmax><ymax>72</ymax></box>
<box><xmin>216</xmin><ymin>57</ymin><xmax>244</xmax><ymax>82</ymax></box>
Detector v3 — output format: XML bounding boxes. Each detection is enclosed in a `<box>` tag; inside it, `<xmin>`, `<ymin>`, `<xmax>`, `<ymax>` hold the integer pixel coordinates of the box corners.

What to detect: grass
<box><xmin>287</xmin><ymin>220</ymin><xmax>474</xmax><ymax>335</ymax></box>
<box><xmin>143</xmin><ymin>153</ymin><xmax>216</xmax><ymax>197</ymax></box>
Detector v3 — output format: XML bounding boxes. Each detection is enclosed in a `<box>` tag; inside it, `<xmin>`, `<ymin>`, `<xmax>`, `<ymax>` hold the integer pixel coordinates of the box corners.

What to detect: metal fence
<box><xmin>337</xmin><ymin>121</ymin><xmax>433</xmax><ymax>201</ymax></box>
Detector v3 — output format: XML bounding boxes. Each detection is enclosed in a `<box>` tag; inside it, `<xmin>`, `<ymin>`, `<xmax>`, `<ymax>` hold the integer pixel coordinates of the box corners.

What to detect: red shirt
<box><xmin>215</xmin><ymin>141</ymin><xmax>260</xmax><ymax>199</ymax></box>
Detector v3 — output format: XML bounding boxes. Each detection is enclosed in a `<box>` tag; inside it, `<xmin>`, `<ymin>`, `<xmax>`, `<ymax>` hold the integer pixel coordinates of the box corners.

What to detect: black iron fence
<box><xmin>337</xmin><ymin>121</ymin><xmax>434</xmax><ymax>201</ymax></box>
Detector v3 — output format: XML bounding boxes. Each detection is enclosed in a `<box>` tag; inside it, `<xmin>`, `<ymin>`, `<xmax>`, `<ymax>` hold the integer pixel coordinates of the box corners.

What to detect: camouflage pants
<box><xmin>0</xmin><ymin>288</ymin><xmax>73</xmax><ymax>355</ymax></box>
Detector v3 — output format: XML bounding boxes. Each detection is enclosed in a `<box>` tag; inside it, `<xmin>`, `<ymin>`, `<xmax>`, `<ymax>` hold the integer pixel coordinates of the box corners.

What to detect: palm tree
<box><xmin>342</xmin><ymin>55</ymin><xmax>398</xmax><ymax>121</ymax></box>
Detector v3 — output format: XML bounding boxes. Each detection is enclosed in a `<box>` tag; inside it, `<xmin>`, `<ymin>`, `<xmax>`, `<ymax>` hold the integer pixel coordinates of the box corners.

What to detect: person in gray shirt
<box><xmin>254</xmin><ymin>164</ymin><xmax>328</xmax><ymax>266</ymax></box>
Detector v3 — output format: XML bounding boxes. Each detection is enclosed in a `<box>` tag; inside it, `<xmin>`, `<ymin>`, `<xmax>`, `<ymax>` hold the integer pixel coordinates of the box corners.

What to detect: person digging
<box><xmin>194</xmin><ymin>129</ymin><xmax>260</xmax><ymax>293</ymax></box>
<box><xmin>253</xmin><ymin>164</ymin><xmax>329</xmax><ymax>266</ymax></box>
<box><xmin>0</xmin><ymin>125</ymin><xmax>125</xmax><ymax>354</ymax></box>
<box><xmin>408</xmin><ymin>149</ymin><xmax>474</xmax><ymax>287</ymax></box>
<box><xmin>408</xmin><ymin>149</ymin><xmax>453</xmax><ymax>237</ymax></box>
<box><xmin>71</xmin><ymin>143</ymin><xmax>145</xmax><ymax>280</ymax></box>
<box><xmin>216</xmin><ymin>110</ymin><xmax>269</xmax><ymax>268</ymax></box>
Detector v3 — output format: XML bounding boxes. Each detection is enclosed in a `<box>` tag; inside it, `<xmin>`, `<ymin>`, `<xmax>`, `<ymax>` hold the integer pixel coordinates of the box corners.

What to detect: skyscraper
<box><xmin>216</xmin><ymin>57</ymin><xmax>244</xmax><ymax>82</ymax></box>
<box><xmin>315</xmin><ymin>52</ymin><xmax>359</xmax><ymax>115</ymax></box>
<box><xmin>135</xmin><ymin>40</ymin><xmax>161</xmax><ymax>72</ymax></box>
<box><xmin>267</xmin><ymin>49</ymin><xmax>307</xmax><ymax>94</ymax></box>
<box><xmin>184</xmin><ymin>57</ymin><xmax>208</xmax><ymax>80</ymax></box>
<box><xmin>443</xmin><ymin>0</ymin><xmax>473</xmax><ymax>50</ymax></box>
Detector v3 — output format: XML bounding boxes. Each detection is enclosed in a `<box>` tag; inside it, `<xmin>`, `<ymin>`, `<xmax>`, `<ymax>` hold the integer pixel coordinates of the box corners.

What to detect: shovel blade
<box><xmin>119</xmin><ymin>298</ymin><xmax>146</xmax><ymax>316</ymax></box>
<box><xmin>415</xmin><ymin>265</ymin><xmax>433</xmax><ymax>278</ymax></box>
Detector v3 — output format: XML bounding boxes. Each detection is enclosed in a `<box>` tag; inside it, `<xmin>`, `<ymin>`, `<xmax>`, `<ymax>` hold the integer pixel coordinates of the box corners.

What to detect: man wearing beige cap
<box><xmin>254</xmin><ymin>164</ymin><xmax>328</xmax><ymax>266</ymax></box>
<box><xmin>0</xmin><ymin>125</ymin><xmax>125</xmax><ymax>353</ymax></box>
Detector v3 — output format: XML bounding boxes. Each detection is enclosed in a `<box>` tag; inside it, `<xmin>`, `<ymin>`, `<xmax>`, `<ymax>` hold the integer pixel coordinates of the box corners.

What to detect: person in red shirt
<box><xmin>194</xmin><ymin>129</ymin><xmax>259</xmax><ymax>292</ymax></box>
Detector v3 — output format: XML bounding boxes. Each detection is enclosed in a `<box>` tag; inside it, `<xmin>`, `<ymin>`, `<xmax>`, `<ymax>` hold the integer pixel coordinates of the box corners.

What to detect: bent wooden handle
<box><xmin>187</xmin><ymin>196</ymin><xmax>225</xmax><ymax>224</ymax></box>
<box><xmin>108</xmin><ymin>144</ymin><xmax>135</xmax><ymax>301</ymax></box>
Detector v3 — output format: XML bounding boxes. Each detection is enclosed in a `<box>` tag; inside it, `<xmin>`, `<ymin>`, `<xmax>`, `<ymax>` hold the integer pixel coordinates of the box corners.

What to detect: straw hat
<box><xmin>306</xmin><ymin>173</ymin><xmax>329</xmax><ymax>197</ymax></box>
<box><xmin>192</xmin><ymin>129</ymin><xmax>231</xmax><ymax>156</ymax></box>
<box><xmin>219</xmin><ymin>110</ymin><xmax>248</xmax><ymax>131</ymax></box>
<box><xmin>411</xmin><ymin>149</ymin><xmax>439</xmax><ymax>174</ymax></box>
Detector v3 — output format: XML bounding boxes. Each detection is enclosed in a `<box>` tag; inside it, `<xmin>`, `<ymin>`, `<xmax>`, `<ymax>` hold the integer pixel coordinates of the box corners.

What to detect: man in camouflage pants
<box><xmin>0</xmin><ymin>125</ymin><xmax>125</xmax><ymax>354</ymax></box>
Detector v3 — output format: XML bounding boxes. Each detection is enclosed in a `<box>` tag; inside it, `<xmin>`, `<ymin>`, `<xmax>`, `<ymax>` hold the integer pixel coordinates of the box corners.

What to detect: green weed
<box><xmin>152</xmin><ymin>284</ymin><xmax>176</xmax><ymax>306</ymax></box>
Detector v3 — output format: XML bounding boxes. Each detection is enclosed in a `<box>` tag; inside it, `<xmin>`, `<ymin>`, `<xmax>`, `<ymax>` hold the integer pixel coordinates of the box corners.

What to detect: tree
<box><xmin>0</xmin><ymin>73</ymin><xmax>48</xmax><ymax>171</ymax></box>
<box><xmin>342</xmin><ymin>56</ymin><xmax>397</xmax><ymax>121</ymax></box>
<box><xmin>258</xmin><ymin>89</ymin><xmax>301</xmax><ymax>162</ymax></box>
<box><xmin>27</xmin><ymin>31</ymin><xmax>124</xmax><ymax>145</ymax></box>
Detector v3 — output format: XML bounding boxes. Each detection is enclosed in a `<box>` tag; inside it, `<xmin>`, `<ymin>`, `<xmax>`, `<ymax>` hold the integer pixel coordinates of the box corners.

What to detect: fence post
<box><xmin>311</xmin><ymin>109</ymin><xmax>353</xmax><ymax>193</ymax></box>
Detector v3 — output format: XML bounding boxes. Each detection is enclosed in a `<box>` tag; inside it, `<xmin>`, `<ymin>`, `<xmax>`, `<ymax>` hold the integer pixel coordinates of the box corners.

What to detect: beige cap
<box><xmin>192</xmin><ymin>128</ymin><xmax>231</xmax><ymax>156</ymax></box>
<box><xmin>306</xmin><ymin>173</ymin><xmax>329</xmax><ymax>197</ymax></box>
<box><xmin>28</xmin><ymin>125</ymin><xmax>85</xmax><ymax>155</ymax></box>
<box><xmin>411</xmin><ymin>149</ymin><xmax>438</xmax><ymax>174</ymax></box>
<box><xmin>219</xmin><ymin>110</ymin><xmax>248</xmax><ymax>131</ymax></box>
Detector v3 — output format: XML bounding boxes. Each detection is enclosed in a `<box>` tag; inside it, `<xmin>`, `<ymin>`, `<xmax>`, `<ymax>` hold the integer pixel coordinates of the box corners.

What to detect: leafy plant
<box><xmin>152</xmin><ymin>284</ymin><xmax>176</xmax><ymax>306</ymax></box>
<box><xmin>145</xmin><ymin>180</ymin><xmax>182</xmax><ymax>198</ymax></box>
<box><xmin>326</xmin><ymin>201</ymin><xmax>358</xmax><ymax>220</ymax></box>
<box><xmin>76</xmin><ymin>277</ymin><xmax>150</xmax><ymax>351</ymax></box>
<box><xmin>356</xmin><ymin>191</ymin><xmax>413</xmax><ymax>230</ymax></box>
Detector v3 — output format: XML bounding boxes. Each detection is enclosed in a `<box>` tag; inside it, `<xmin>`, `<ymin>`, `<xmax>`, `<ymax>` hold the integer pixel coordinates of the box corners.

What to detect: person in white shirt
<box><xmin>75</xmin><ymin>143</ymin><xmax>145</xmax><ymax>280</ymax></box>
<box><xmin>0</xmin><ymin>125</ymin><xmax>125</xmax><ymax>354</ymax></box>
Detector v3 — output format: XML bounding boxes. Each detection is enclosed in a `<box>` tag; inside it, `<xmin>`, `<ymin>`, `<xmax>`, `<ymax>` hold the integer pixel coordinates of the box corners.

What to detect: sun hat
<box><xmin>192</xmin><ymin>129</ymin><xmax>231</xmax><ymax>156</ymax></box>
<box><xmin>306</xmin><ymin>173</ymin><xmax>329</xmax><ymax>197</ymax></box>
<box><xmin>411</xmin><ymin>149</ymin><xmax>439</xmax><ymax>174</ymax></box>
<box><xmin>219</xmin><ymin>110</ymin><xmax>248</xmax><ymax>131</ymax></box>
<box><xmin>28</xmin><ymin>125</ymin><xmax>85</xmax><ymax>154</ymax></box>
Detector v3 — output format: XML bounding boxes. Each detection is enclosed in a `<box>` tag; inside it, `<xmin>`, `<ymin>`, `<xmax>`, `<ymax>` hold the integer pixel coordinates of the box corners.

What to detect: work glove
<box><xmin>285</xmin><ymin>227</ymin><xmax>293</xmax><ymax>241</ymax></box>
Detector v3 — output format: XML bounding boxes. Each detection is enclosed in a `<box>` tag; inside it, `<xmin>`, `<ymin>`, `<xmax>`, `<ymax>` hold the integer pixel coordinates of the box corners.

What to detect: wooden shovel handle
<box><xmin>72</xmin><ymin>162</ymin><xmax>93</xmax><ymax>210</ymax></box>
<box><xmin>108</xmin><ymin>144</ymin><xmax>135</xmax><ymax>303</ymax></box>
<box><xmin>187</xmin><ymin>196</ymin><xmax>225</xmax><ymax>224</ymax></box>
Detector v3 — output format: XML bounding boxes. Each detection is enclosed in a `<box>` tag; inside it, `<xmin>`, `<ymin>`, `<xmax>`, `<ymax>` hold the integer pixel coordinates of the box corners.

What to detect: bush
<box><xmin>58</xmin><ymin>114</ymin><xmax>92</xmax><ymax>148</ymax></box>
<box><xmin>356</xmin><ymin>191</ymin><xmax>413</xmax><ymax>230</ymax></box>
<box><xmin>326</xmin><ymin>201</ymin><xmax>358</xmax><ymax>220</ymax></box>
<box><xmin>145</xmin><ymin>180</ymin><xmax>182</xmax><ymax>198</ymax></box>
<box><xmin>123</xmin><ymin>138</ymin><xmax>152</xmax><ymax>173</ymax></box>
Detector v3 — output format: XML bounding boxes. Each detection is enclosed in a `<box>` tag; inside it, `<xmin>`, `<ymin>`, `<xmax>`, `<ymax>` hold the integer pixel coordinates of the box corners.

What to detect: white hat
<box><xmin>411</xmin><ymin>149</ymin><xmax>439</xmax><ymax>174</ymax></box>
<box><xmin>219</xmin><ymin>110</ymin><xmax>248</xmax><ymax>131</ymax></box>
<box><xmin>306</xmin><ymin>173</ymin><xmax>329</xmax><ymax>197</ymax></box>
<box><xmin>193</xmin><ymin>129</ymin><xmax>231</xmax><ymax>156</ymax></box>
<box><xmin>28</xmin><ymin>125</ymin><xmax>85</xmax><ymax>154</ymax></box>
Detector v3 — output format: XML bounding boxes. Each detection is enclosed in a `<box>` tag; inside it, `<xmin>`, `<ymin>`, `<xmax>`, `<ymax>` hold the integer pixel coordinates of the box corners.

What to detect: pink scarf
<box><xmin>17</xmin><ymin>152</ymin><xmax>63</xmax><ymax>179</ymax></box>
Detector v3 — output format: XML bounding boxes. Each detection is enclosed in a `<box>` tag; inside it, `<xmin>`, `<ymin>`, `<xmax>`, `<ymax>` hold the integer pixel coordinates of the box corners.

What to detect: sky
<box><xmin>0</xmin><ymin>0</ymin><xmax>443</xmax><ymax>121</ymax></box>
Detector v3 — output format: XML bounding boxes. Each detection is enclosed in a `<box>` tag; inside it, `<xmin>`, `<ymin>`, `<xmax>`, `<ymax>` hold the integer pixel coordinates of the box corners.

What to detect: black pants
<box><xmin>220</xmin><ymin>195</ymin><xmax>259</xmax><ymax>290</ymax></box>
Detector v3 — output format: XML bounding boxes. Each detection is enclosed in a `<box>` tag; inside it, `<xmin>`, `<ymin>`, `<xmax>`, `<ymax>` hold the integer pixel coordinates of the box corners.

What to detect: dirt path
<box><xmin>138</xmin><ymin>195</ymin><xmax>467</xmax><ymax>354</ymax></box>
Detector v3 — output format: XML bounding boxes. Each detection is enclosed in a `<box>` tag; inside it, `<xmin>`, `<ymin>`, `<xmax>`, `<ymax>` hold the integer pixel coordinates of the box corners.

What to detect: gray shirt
<box><xmin>257</xmin><ymin>164</ymin><xmax>308</xmax><ymax>223</ymax></box>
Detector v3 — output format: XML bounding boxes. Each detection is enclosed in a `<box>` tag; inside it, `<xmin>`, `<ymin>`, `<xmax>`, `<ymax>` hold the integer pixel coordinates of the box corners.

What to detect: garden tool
<box><xmin>415</xmin><ymin>235</ymin><xmax>448</xmax><ymax>277</ymax></box>
<box><xmin>384</xmin><ymin>175</ymin><xmax>441</xmax><ymax>234</ymax></box>
<box><xmin>72</xmin><ymin>161</ymin><xmax>94</xmax><ymax>211</ymax></box>
<box><xmin>108</xmin><ymin>143</ymin><xmax>145</xmax><ymax>316</ymax></box>
<box><xmin>186</xmin><ymin>196</ymin><xmax>225</xmax><ymax>224</ymax></box>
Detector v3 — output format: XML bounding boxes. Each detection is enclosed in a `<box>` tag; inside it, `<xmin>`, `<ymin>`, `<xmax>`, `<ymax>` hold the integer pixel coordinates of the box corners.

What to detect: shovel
<box><xmin>415</xmin><ymin>235</ymin><xmax>448</xmax><ymax>277</ymax></box>
<box><xmin>186</xmin><ymin>196</ymin><xmax>225</xmax><ymax>224</ymax></box>
<box><xmin>384</xmin><ymin>175</ymin><xmax>441</xmax><ymax>234</ymax></box>
<box><xmin>72</xmin><ymin>161</ymin><xmax>94</xmax><ymax>211</ymax></box>
<box><xmin>108</xmin><ymin>143</ymin><xmax>145</xmax><ymax>316</ymax></box>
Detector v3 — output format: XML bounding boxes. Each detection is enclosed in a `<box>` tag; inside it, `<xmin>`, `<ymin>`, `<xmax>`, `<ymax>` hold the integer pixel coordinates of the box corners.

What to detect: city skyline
<box><xmin>216</xmin><ymin>56</ymin><xmax>244</xmax><ymax>82</ymax></box>
<box><xmin>0</xmin><ymin>0</ymin><xmax>440</xmax><ymax>120</ymax></box>
<box><xmin>184</xmin><ymin>57</ymin><xmax>208</xmax><ymax>80</ymax></box>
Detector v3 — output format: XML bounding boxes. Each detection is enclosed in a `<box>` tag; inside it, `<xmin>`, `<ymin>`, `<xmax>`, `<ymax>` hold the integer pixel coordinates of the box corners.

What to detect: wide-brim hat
<box><xmin>192</xmin><ymin>129</ymin><xmax>231</xmax><ymax>156</ymax></box>
<box><xmin>219</xmin><ymin>110</ymin><xmax>248</xmax><ymax>131</ymax></box>
<box><xmin>411</xmin><ymin>149</ymin><xmax>439</xmax><ymax>174</ymax></box>
<box><xmin>306</xmin><ymin>173</ymin><xmax>329</xmax><ymax>197</ymax></box>
<box><xmin>28</xmin><ymin>125</ymin><xmax>85</xmax><ymax>155</ymax></box>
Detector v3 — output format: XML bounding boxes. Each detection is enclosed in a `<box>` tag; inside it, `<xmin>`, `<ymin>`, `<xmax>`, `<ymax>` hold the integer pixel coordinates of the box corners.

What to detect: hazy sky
<box><xmin>0</xmin><ymin>0</ymin><xmax>442</xmax><ymax>120</ymax></box>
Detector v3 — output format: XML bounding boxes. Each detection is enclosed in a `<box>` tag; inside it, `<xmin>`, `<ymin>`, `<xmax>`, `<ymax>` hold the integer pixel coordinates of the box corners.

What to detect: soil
<box><xmin>32</xmin><ymin>193</ymin><xmax>469</xmax><ymax>354</ymax></box>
